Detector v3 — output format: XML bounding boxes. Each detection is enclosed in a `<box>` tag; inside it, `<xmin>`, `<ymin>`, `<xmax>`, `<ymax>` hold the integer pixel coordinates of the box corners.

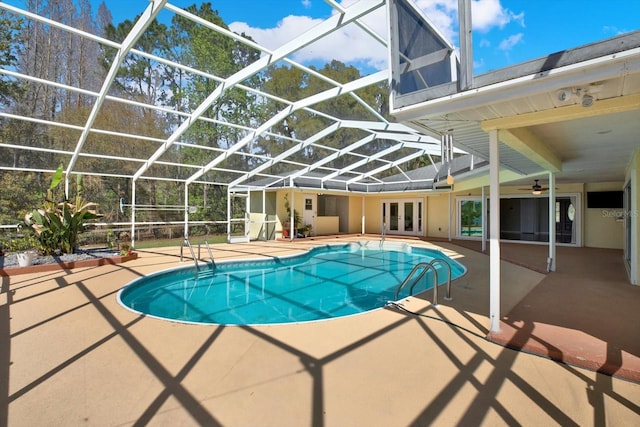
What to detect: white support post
<box><xmin>262</xmin><ymin>190</ymin><xmax>266</xmax><ymax>241</ymax></box>
<box><xmin>290</xmin><ymin>187</ymin><xmax>295</xmax><ymax>241</ymax></box>
<box><xmin>184</xmin><ymin>182</ymin><xmax>189</xmax><ymax>240</ymax></box>
<box><xmin>130</xmin><ymin>181</ymin><xmax>136</xmax><ymax>249</ymax></box>
<box><xmin>548</xmin><ymin>172</ymin><xmax>556</xmax><ymax>272</ymax></box>
<box><xmin>226</xmin><ymin>188</ymin><xmax>231</xmax><ymax>243</ymax></box>
<box><xmin>448</xmin><ymin>192</ymin><xmax>452</xmax><ymax>242</ymax></box>
<box><xmin>361</xmin><ymin>196</ymin><xmax>365</xmax><ymax>234</ymax></box>
<box><xmin>245</xmin><ymin>190</ymin><xmax>250</xmax><ymax>240</ymax></box>
<box><xmin>489</xmin><ymin>129</ymin><xmax>501</xmax><ymax>333</ymax></box>
<box><xmin>457</xmin><ymin>0</ymin><xmax>474</xmax><ymax>91</ymax></box>
<box><xmin>481</xmin><ymin>185</ymin><xmax>487</xmax><ymax>252</ymax></box>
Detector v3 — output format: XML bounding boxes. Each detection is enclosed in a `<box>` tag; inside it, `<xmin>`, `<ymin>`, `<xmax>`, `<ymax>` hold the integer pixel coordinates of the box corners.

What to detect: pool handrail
<box><xmin>203</xmin><ymin>240</ymin><xmax>215</xmax><ymax>267</ymax></box>
<box><xmin>431</xmin><ymin>258</ymin><xmax>453</xmax><ymax>301</ymax></box>
<box><xmin>395</xmin><ymin>262</ymin><xmax>434</xmax><ymax>301</ymax></box>
<box><xmin>180</xmin><ymin>237</ymin><xmax>199</xmax><ymax>275</ymax></box>
<box><xmin>395</xmin><ymin>258</ymin><xmax>453</xmax><ymax>305</ymax></box>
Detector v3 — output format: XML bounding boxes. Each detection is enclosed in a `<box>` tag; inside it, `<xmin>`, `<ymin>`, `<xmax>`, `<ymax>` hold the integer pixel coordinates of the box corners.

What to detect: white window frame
<box><xmin>456</xmin><ymin>196</ymin><xmax>483</xmax><ymax>240</ymax></box>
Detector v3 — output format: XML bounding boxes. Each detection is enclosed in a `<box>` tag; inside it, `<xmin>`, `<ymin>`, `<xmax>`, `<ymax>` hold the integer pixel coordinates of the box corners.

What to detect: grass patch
<box><xmin>132</xmin><ymin>234</ymin><xmax>228</xmax><ymax>249</ymax></box>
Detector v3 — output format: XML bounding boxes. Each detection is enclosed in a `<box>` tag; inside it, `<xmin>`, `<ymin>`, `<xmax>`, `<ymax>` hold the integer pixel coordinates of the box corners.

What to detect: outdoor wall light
<box><xmin>581</xmin><ymin>93</ymin><xmax>595</xmax><ymax>107</ymax></box>
<box><xmin>446</xmin><ymin>174</ymin><xmax>454</xmax><ymax>185</ymax></box>
<box><xmin>557</xmin><ymin>89</ymin><xmax>573</xmax><ymax>102</ymax></box>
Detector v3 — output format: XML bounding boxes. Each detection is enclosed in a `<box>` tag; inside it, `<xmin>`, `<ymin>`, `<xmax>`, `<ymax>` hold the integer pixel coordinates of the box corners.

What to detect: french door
<box><xmin>382</xmin><ymin>199</ymin><xmax>423</xmax><ymax>236</ymax></box>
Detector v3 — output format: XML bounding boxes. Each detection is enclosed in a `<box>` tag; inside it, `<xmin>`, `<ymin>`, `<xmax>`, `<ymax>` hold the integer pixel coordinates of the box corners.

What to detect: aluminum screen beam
<box><xmin>228</xmin><ymin>122</ymin><xmax>342</xmax><ymax>188</ymax></box>
<box><xmin>135</xmin><ymin>0</ymin><xmax>385</xmax><ymax>183</ymax></box>
<box><xmin>66</xmin><ymin>0</ymin><xmax>168</xmax><ymax>193</ymax></box>
<box><xmin>185</xmin><ymin>69</ymin><xmax>389</xmax><ymax>185</ymax></box>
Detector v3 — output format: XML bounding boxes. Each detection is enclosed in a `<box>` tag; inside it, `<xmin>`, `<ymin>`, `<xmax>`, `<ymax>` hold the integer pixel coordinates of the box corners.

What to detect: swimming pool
<box><xmin>118</xmin><ymin>241</ymin><xmax>465</xmax><ymax>325</ymax></box>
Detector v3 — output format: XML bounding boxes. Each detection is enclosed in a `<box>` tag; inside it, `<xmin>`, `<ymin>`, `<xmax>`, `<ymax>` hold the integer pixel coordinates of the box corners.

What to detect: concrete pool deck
<box><xmin>1</xmin><ymin>237</ymin><xmax>639</xmax><ymax>425</ymax></box>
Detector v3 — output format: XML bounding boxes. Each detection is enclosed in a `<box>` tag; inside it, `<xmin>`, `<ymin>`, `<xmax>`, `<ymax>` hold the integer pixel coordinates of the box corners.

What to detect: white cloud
<box><xmin>498</xmin><ymin>32</ymin><xmax>523</xmax><ymax>51</ymax></box>
<box><xmin>301</xmin><ymin>0</ymin><xmax>312</xmax><ymax>9</ymax></box>
<box><xmin>230</xmin><ymin>15</ymin><xmax>325</xmax><ymax>51</ymax></box>
<box><xmin>472</xmin><ymin>0</ymin><xmax>524</xmax><ymax>32</ymax></box>
<box><xmin>229</xmin><ymin>1</ymin><xmax>389</xmax><ymax>70</ymax></box>
<box><xmin>228</xmin><ymin>0</ymin><xmax>525</xmax><ymax>72</ymax></box>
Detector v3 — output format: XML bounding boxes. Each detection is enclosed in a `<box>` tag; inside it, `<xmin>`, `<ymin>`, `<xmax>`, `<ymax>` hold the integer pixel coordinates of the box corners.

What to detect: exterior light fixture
<box><xmin>581</xmin><ymin>93</ymin><xmax>595</xmax><ymax>107</ymax></box>
<box><xmin>446</xmin><ymin>174</ymin><xmax>454</xmax><ymax>185</ymax></box>
<box><xmin>557</xmin><ymin>89</ymin><xmax>573</xmax><ymax>102</ymax></box>
<box><xmin>532</xmin><ymin>189</ymin><xmax>542</xmax><ymax>195</ymax></box>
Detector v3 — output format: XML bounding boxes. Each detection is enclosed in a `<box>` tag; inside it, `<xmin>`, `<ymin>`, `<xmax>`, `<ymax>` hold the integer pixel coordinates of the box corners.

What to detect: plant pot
<box><xmin>17</xmin><ymin>251</ymin><xmax>36</xmax><ymax>267</ymax></box>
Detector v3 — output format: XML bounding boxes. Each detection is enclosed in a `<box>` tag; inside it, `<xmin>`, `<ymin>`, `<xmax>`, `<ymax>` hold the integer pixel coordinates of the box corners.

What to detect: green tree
<box><xmin>0</xmin><ymin>9</ymin><xmax>22</xmax><ymax>105</ymax></box>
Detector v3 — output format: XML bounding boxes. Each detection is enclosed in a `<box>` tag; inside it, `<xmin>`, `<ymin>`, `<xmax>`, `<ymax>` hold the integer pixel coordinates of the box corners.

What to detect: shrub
<box><xmin>23</xmin><ymin>165</ymin><xmax>101</xmax><ymax>255</ymax></box>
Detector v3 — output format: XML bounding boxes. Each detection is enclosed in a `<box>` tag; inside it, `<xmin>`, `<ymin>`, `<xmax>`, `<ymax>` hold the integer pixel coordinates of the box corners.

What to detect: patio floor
<box><xmin>1</xmin><ymin>236</ymin><xmax>639</xmax><ymax>426</ymax></box>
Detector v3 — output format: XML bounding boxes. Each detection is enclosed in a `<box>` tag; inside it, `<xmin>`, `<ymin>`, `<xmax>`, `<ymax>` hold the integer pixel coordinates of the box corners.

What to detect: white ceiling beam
<box><xmin>496</xmin><ymin>128</ymin><xmax>562</xmax><ymax>173</ymax></box>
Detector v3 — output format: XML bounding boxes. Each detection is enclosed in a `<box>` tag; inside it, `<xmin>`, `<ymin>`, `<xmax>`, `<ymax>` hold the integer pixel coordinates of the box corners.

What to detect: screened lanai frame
<box><xmin>0</xmin><ymin>0</ymin><xmax>464</xmax><ymax>244</ymax></box>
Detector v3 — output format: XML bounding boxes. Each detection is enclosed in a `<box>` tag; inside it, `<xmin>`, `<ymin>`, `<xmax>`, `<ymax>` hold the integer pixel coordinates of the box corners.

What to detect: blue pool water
<box><xmin>118</xmin><ymin>242</ymin><xmax>465</xmax><ymax>325</ymax></box>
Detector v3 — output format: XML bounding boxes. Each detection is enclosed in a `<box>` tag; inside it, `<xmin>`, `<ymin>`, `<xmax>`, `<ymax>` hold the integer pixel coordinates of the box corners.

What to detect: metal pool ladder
<box><xmin>180</xmin><ymin>237</ymin><xmax>200</xmax><ymax>275</ymax></box>
<box><xmin>202</xmin><ymin>240</ymin><xmax>215</xmax><ymax>266</ymax></box>
<box><xmin>394</xmin><ymin>258</ymin><xmax>453</xmax><ymax>305</ymax></box>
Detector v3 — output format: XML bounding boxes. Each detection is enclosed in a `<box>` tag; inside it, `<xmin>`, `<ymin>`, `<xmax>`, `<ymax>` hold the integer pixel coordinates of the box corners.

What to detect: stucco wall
<box><xmin>625</xmin><ymin>149</ymin><xmax>640</xmax><ymax>285</ymax></box>
<box><xmin>275</xmin><ymin>189</ymin><xmax>306</xmax><ymax>237</ymax></box>
<box><xmin>348</xmin><ymin>195</ymin><xmax>363</xmax><ymax>233</ymax></box>
<box><xmin>364</xmin><ymin>196</ymin><xmax>383</xmax><ymax>234</ymax></box>
<box><xmin>426</xmin><ymin>194</ymin><xmax>450</xmax><ymax>238</ymax></box>
<box><xmin>583</xmin><ymin>182</ymin><xmax>624</xmax><ymax>249</ymax></box>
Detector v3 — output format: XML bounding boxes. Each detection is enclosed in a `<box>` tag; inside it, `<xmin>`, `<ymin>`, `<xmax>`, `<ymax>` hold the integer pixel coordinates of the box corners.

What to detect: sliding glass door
<box><xmin>457</xmin><ymin>194</ymin><xmax>580</xmax><ymax>245</ymax></box>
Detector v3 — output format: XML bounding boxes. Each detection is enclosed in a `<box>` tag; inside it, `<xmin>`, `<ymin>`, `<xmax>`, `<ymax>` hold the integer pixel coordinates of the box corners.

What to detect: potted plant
<box><xmin>4</xmin><ymin>228</ymin><xmax>40</xmax><ymax>267</ymax></box>
<box><xmin>282</xmin><ymin>194</ymin><xmax>302</xmax><ymax>238</ymax></box>
<box><xmin>300</xmin><ymin>223</ymin><xmax>313</xmax><ymax>238</ymax></box>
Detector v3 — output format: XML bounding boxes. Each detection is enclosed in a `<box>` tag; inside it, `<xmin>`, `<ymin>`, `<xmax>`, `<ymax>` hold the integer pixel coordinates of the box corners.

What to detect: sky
<box><xmin>9</xmin><ymin>0</ymin><xmax>640</xmax><ymax>74</ymax></box>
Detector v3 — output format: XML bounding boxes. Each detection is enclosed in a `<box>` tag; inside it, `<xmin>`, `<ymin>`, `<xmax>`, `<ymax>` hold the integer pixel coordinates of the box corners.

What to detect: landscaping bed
<box><xmin>0</xmin><ymin>248</ymin><xmax>138</xmax><ymax>276</ymax></box>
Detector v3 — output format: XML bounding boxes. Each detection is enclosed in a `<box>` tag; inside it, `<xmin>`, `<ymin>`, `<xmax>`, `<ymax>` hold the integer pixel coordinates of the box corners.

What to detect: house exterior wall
<box><xmin>625</xmin><ymin>149</ymin><xmax>640</xmax><ymax>285</ymax></box>
<box><xmin>274</xmin><ymin>189</ymin><xmax>306</xmax><ymax>238</ymax></box>
<box><xmin>348</xmin><ymin>196</ymin><xmax>363</xmax><ymax>233</ymax></box>
<box><xmin>426</xmin><ymin>194</ymin><xmax>451</xmax><ymax>238</ymax></box>
<box><xmin>443</xmin><ymin>182</ymin><xmax>625</xmax><ymax>249</ymax></box>
<box><xmin>364</xmin><ymin>196</ymin><xmax>383</xmax><ymax>234</ymax></box>
<box><xmin>583</xmin><ymin>182</ymin><xmax>625</xmax><ymax>249</ymax></box>
<box><xmin>269</xmin><ymin>178</ymin><xmax>628</xmax><ymax>251</ymax></box>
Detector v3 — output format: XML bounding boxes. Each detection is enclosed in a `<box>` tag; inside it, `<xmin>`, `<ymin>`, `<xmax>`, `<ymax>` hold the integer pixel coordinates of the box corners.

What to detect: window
<box><xmin>458</xmin><ymin>198</ymin><xmax>482</xmax><ymax>238</ymax></box>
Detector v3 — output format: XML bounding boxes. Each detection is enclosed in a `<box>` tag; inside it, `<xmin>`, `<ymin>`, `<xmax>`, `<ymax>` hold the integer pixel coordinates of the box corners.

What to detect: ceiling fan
<box><xmin>519</xmin><ymin>179</ymin><xmax>549</xmax><ymax>195</ymax></box>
